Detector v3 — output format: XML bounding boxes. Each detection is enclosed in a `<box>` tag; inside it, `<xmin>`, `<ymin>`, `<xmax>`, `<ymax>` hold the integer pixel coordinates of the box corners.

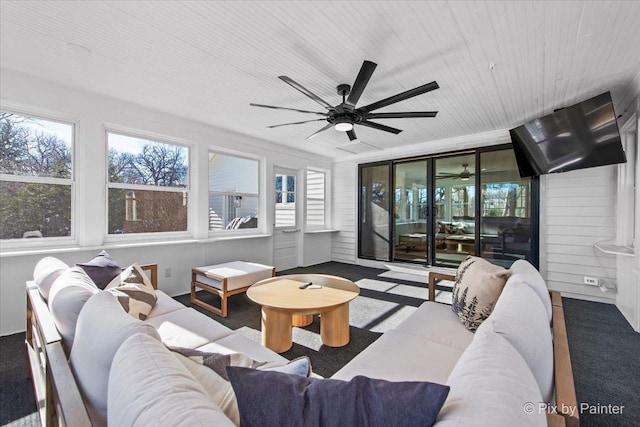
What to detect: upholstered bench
<box><xmin>191</xmin><ymin>261</ymin><xmax>275</xmax><ymax>317</ymax></box>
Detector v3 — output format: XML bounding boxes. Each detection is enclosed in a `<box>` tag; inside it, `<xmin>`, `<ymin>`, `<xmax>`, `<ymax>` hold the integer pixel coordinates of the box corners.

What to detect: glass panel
<box><xmin>209</xmin><ymin>153</ymin><xmax>258</xmax><ymax>194</ymax></box>
<box><xmin>0</xmin><ymin>181</ymin><xmax>71</xmax><ymax>239</ymax></box>
<box><xmin>208</xmin><ymin>194</ymin><xmax>258</xmax><ymax>230</ymax></box>
<box><xmin>0</xmin><ymin>112</ymin><xmax>72</xmax><ymax>178</ymax></box>
<box><xmin>108</xmin><ymin>188</ymin><xmax>188</xmax><ymax>234</ymax></box>
<box><xmin>480</xmin><ymin>149</ymin><xmax>533</xmax><ymax>267</ymax></box>
<box><xmin>393</xmin><ymin>160</ymin><xmax>428</xmax><ymax>262</ymax></box>
<box><xmin>275</xmin><ymin>173</ymin><xmax>296</xmax><ymax>228</ymax></box>
<box><xmin>434</xmin><ymin>154</ymin><xmax>475</xmax><ymax>267</ymax></box>
<box><xmin>108</xmin><ymin>133</ymin><xmax>188</xmax><ymax>188</ymax></box>
<box><xmin>359</xmin><ymin>164</ymin><xmax>390</xmax><ymax>260</ymax></box>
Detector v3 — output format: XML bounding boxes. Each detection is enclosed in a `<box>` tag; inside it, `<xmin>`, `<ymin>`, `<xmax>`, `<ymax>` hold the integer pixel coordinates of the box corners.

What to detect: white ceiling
<box><xmin>1</xmin><ymin>1</ymin><xmax>640</xmax><ymax>160</ymax></box>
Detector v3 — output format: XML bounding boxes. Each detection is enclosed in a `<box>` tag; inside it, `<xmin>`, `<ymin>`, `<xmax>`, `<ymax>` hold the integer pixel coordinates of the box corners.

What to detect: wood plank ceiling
<box><xmin>1</xmin><ymin>1</ymin><xmax>639</xmax><ymax>160</ymax></box>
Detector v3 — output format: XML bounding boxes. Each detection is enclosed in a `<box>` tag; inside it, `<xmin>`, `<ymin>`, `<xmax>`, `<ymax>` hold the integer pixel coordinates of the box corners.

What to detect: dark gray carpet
<box><xmin>1</xmin><ymin>261</ymin><xmax>638</xmax><ymax>427</ymax></box>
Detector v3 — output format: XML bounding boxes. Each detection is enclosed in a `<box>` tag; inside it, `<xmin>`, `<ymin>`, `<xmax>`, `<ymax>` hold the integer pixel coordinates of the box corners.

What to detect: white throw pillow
<box><xmin>47</xmin><ymin>267</ymin><xmax>100</xmax><ymax>354</ymax></box>
<box><xmin>437</xmin><ymin>328</ymin><xmax>546</xmax><ymax>427</ymax></box>
<box><xmin>480</xmin><ymin>280</ymin><xmax>554</xmax><ymax>402</ymax></box>
<box><xmin>69</xmin><ymin>292</ymin><xmax>161</xmax><ymax>427</ymax></box>
<box><xmin>33</xmin><ymin>256</ymin><xmax>69</xmax><ymax>300</ymax></box>
<box><xmin>509</xmin><ymin>260</ymin><xmax>552</xmax><ymax>323</ymax></box>
<box><xmin>109</xmin><ymin>333</ymin><xmax>234</xmax><ymax>427</ymax></box>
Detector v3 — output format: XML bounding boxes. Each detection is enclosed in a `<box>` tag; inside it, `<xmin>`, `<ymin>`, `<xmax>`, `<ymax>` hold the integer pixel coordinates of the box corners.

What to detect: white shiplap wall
<box><xmin>541</xmin><ymin>166</ymin><xmax>618</xmax><ymax>302</ymax></box>
<box><xmin>331</xmin><ymin>161</ymin><xmax>358</xmax><ymax>263</ymax></box>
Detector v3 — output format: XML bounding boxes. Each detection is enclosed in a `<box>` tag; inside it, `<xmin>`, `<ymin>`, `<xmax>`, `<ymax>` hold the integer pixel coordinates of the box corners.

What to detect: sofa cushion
<box><xmin>105</xmin><ymin>263</ymin><xmax>157</xmax><ymax>320</ymax></box>
<box><xmin>451</xmin><ymin>256</ymin><xmax>510</xmax><ymax>331</ymax></box>
<box><xmin>509</xmin><ymin>260</ymin><xmax>552</xmax><ymax>323</ymax></box>
<box><xmin>33</xmin><ymin>256</ymin><xmax>69</xmax><ymax>300</ymax></box>
<box><xmin>437</xmin><ymin>329</ymin><xmax>546</xmax><ymax>427</ymax></box>
<box><xmin>392</xmin><ymin>301</ymin><xmax>474</xmax><ymax>351</ymax></box>
<box><xmin>69</xmin><ymin>292</ymin><xmax>161</xmax><ymax>427</ymax></box>
<box><xmin>228</xmin><ymin>367</ymin><xmax>450</xmax><ymax>427</ymax></box>
<box><xmin>478</xmin><ymin>280</ymin><xmax>554</xmax><ymax>402</ymax></box>
<box><xmin>47</xmin><ymin>267</ymin><xmax>100</xmax><ymax>354</ymax></box>
<box><xmin>197</xmin><ymin>333</ymin><xmax>289</xmax><ymax>365</ymax></box>
<box><xmin>145</xmin><ymin>307</ymin><xmax>234</xmax><ymax>349</ymax></box>
<box><xmin>331</xmin><ymin>329</ymin><xmax>465</xmax><ymax>384</ymax></box>
<box><xmin>146</xmin><ymin>290</ymin><xmax>186</xmax><ymax>319</ymax></box>
<box><xmin>108</xmin><ymin>333</ymin><xmax>234</xmax><ymax>427</ymax></box>
<box><xmin>173</xmin><ymin>351</ymin><xmax>311</xmax><ymax>425</ymax></box>
<box><xmin>76</xmin><ymin>250</ymin><xmax>122</xmax><ymax>289</ymax></box>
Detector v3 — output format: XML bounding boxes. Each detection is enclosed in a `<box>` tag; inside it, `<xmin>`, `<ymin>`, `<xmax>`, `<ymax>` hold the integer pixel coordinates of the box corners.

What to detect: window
<box><xmin>275</xmin><ymin>171</ymin><xmax>296</xmax><ymax>228</ymax></box>
<box><xmin>306</xmin><ymin>169</ymin><xmax>326</xmax><ymax>228</ymax></box>
<box><xmin>208</xmin><ymin>152</ymin><xmax>259</xmax><ymax>231</ymax></box>
<box><xmin>0</xmin><ymin>111</ymin><xmax>73</xmax><ymax>240</ymax></box>
<box><xmin>107</xmin><ymin>132</ymin><xmax>189</xmax><ymax>234</ymax></box>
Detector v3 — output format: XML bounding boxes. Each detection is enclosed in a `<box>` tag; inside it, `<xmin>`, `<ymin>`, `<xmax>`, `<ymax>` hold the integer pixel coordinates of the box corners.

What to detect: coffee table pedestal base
<box><xmin>261</xmin><ymin>307</ymin><xmax>292</xmax><ymax>353</ymax></box>
<box><xmin>321</xmin><ymin>304</ymin><xmax>350</xmax><ymax>347</ymax></box>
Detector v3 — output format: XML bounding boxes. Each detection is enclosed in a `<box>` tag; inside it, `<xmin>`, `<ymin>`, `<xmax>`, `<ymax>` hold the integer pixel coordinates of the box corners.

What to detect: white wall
<box><xmin>539</xmin><ymin>167</ymin><xmax>618</xmax><ymax>303</ymax></box>
<box><xmin>0</xmin><ymin>70</ymin><xmax>333</xmax><ymax>336</ymax></box>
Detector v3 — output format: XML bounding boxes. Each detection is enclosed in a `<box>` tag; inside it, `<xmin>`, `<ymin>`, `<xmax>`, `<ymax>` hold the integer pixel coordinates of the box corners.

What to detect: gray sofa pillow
<box><xmin>33</xmin><ymin>256</ymin><xmax>69</xmax><ymax>300</ymax></box>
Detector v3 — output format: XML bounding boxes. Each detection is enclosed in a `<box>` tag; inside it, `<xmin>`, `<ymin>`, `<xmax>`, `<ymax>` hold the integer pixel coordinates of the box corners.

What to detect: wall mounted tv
<box><xmin>510</xmin><ymin>91</ymin><xmax>626</xmax><ymax>177</ymax></box>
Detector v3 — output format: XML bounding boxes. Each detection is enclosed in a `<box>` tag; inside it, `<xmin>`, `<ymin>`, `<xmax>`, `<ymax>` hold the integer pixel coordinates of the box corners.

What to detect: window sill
<box><xmin>1</xmin><ymin>234</ymin><xmax>273</xmax><ymax>257</ymax></box>
<box><xmin>304</xmin><ymin>229</ymin><xmax>339</xmax><ymax>234</ymax></box>
<box><xmin>593</xmin><ymin>243</ymin><xmax>635</xmax><ymax>257</ymax></box>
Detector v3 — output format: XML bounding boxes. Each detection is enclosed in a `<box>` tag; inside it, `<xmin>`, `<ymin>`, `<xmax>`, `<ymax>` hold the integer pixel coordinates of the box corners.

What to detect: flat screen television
<box><xmin>510</xmin><ymin>92</ymin><xmax>626</xmax><ymax>177</ymax></box>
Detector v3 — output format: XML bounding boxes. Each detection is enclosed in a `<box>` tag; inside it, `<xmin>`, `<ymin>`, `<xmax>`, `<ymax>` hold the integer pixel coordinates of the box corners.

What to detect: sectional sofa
<box><xmin>26</xmin><ymin>257</ymin><xmax>576</xmax><ymax>427</ymax></box>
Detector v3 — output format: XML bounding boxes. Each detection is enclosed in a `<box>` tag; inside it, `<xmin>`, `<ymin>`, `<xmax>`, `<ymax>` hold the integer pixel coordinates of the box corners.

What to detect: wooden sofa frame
<box><xmin>25</xmin><ymin>264</ymin><xmax>157</xmax><ymax>427</ymax></box>
<box><xmin>430</xmin><ymin>272</ymin><xmax>579</xmax><ymax>427</ymax></box>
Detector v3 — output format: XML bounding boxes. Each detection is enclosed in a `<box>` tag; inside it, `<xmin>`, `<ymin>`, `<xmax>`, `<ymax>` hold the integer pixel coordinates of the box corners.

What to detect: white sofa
<box><xmin>26</xmin><ymin>258</ymin><xmax>576</xmax><ymax>427</ymax></box>
<box><xmin>332</xmin><ymin>259</ymin><xmax>578</xmax><ymax>427</ymax></box>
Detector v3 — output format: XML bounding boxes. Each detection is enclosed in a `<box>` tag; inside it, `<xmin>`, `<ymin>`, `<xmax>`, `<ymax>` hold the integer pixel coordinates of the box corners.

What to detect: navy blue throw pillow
<box><xmin>76</xmin><ymin>250</ymin><xmax>122</xmax><ymax>289</ymax></box>
<box><xmin>226</xmin><ymin>367</ymin><xmax>450</xmax><ymax>427</ymax></box>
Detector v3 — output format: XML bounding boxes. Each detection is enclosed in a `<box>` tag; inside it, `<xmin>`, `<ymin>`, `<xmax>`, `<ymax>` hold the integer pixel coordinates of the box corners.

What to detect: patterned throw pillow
<box><xmin>106</xmin><ymin>263</ymin><xmax>157</xmax><ymax>320</ymax></box>
<box><xmin>451</xmin><ymin>256</ymin><xmax>510</xmax><ymax>331</ymax></box>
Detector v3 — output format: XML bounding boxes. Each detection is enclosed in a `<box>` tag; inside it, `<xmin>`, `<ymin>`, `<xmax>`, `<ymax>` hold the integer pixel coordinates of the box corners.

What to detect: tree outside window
<box><xmin>0</xmin><ymin>112</ymin><xmax>73</xmax><ymax>240</ymax></box>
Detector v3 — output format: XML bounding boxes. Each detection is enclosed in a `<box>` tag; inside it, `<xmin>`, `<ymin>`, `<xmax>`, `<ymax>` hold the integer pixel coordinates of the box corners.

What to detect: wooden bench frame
<box><xmin>191</xmin><ymin>265</ymin><xmax>275</xmax><ymax>317</ymax></box>
<box><xmin>429</xmin><ymin>272</ymin><xmax>579</xmax><ymax>427</ymax></box>
<box><xmin>25</xmin><ymin>264</ymin><xmax>157</xmax><ymax>427</ymax></box>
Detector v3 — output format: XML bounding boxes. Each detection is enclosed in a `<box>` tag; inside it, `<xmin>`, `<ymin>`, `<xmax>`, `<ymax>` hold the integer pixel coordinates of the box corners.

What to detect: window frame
<box><xmin>305</xmin><ymin>168</ymin><xmax>328</xmax><ymax>230</ymax></box>
<box><xmin>0</xmin><ymin>106</ymin><xmax>76</xmax><ymax>247</ymax></box>
<box><xmin>207</xmin><ymin>150</ymin><xmax>261</xmax><ymax>234</ymax></box>
<box><xmin>104</xmin><ymin>129</ymin><xmax>191</xmax><ymax>241</ymax></box>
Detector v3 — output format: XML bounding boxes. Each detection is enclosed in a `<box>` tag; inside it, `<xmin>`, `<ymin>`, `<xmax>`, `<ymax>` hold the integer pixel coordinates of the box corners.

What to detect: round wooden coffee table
<box><xmin>247</xmin><ymin>274</ymin><xmax>360</xmax><ymax>353</ymax></box>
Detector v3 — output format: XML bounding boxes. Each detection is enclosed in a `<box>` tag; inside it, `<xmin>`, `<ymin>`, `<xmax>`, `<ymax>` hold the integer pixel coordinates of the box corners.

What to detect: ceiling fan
<box><xmin>250</xmin><ymin>60</ymin><xmax>439</xmax><ymax>142</ymax></box>
<box><xmin>437</xmin><ymin>164</ymin><xmax>474</xmax><ymax>181</ymax></box>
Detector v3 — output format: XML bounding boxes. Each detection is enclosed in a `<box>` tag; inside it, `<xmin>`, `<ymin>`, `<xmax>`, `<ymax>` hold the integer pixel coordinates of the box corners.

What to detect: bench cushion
<box><xmin>193</xmin><ymin>261</ymin><xmax>273</xmax><ymax>292</ymax></box>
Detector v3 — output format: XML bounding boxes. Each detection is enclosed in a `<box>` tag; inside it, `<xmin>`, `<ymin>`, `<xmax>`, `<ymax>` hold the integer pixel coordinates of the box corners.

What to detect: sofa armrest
<box><xmin>550</xmin><ymin>291</ymin><xmax>579</xmax><ymax>427</ymax></box>
<box><xmin>428</xmin><ymin>272</ymin><xmax>455</xmax><ymax>302</ymax></box>
<box><xmin>46</xmin><ymin>342</ymin><xmax>91</xmax><ymax>427</ymax></box>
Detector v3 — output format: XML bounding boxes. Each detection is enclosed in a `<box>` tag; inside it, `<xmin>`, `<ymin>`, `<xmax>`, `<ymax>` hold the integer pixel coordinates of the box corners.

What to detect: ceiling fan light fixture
<box><xmin>333</xmin><ymin>117</ymin><xmax>353</xmax><ymax>132</ymax></box>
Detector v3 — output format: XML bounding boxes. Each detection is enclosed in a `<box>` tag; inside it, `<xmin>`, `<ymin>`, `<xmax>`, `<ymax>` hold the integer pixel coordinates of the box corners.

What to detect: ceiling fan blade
<box><xmin>357</xmin><ymin>81</ymin><xmax>439</xmax><ymax>113</ymax></box>
<box><xmin>250</xmin><ymin>103</ymin><xmax>329</xmax><ymax>116</ymax></box>
<box><xmin>347</xmin><ymin>129</ymin><xmax>358</xmax><ymax>141</ymax></box>
<box><xmin>363</xmin><ymin>111</ymin><xmax>438</xmax><ymax>119</ymax></box>
<box><xmin>267</xmin><ymin>119</ymin><xmax>327</xmax><ymax>129</ymax></box>
<box><xmin>358</xmin><ymin>120</ymin><xmax>402</xmax><ymax>134</ymax></box>
<box><xmin>279</xmin><ymin>76</ymin><xmax>335</xmax><ymax>110</ymax></box>
<box><xmin>346</xmin><ymin>60</ymin><xmax>377</xmax><ymax>107</ymax></box>
<box><xmin>306</xmin><ymin>123</ymin><xmax>333</xmax><ymax>140</ymax></box>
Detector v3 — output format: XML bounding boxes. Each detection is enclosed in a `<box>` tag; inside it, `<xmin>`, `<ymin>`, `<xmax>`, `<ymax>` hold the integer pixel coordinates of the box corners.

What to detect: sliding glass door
<box><xmin>359</xmin><ymin>163</ymin><xmax>391</xmax><ymax>261</ymax></box>
<box><xmin>357</xmin><ymin>145</ymin><xmax>538</xmax><ymax>268</ymax></box>
<box><xmin>393</xmin><ymin>160</ymin><xmax>429</xmax><ymax>262</ymax></box>
<box><xmin>434</xmin><ymin>153</ymin><xmax>476</xmax><ymax>267</ymax></box>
